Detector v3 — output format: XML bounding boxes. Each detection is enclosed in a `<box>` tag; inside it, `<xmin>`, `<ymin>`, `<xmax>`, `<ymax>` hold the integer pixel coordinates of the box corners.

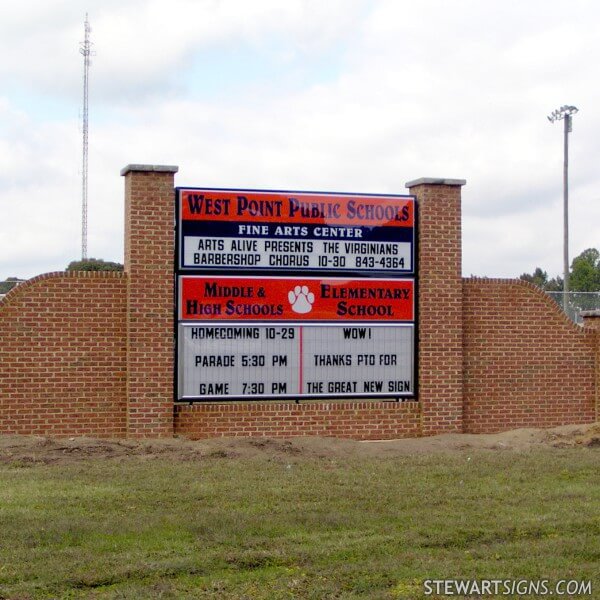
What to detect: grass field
<box><xmin>0</xmin><ymin>435</ymin><xmax>598</xmax><ymax>599</ymax></box>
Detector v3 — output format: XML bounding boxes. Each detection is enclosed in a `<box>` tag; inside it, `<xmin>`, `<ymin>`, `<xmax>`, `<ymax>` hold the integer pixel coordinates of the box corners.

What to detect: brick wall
<box><xmin>463</xmin><ymin>278</ymin><xmax>597</xmax><ymax>433</ymax></box>
<box><xmin>0</xmin><ymin>271</ymin><xmax>127</xmax><ymax>437</ymax></box>
<box><xmin>581</xmin><ymin>312</ymin><xmax>600</xmax><ymax>422</ymax></box>
<box><xmin>0</xmin><ymin>166</ymin><xmax>597</xmax><ymax>441</ymax></box>
<box><xmin>175</xmin><ymin>401</ymin><xmax>421</xmax><ymax>440</ymax></box>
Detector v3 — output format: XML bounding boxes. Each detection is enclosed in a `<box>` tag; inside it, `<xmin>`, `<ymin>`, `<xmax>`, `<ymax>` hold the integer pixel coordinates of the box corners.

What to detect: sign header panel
<box><xmin>179</xmin><ymin>275</ymin><xmax>415</xmax><ymax>322</ymax></box>
<box><xmin>177</xmin><ymin>188</ymin><xmax>416</xmax><ymax>275</ymax></box>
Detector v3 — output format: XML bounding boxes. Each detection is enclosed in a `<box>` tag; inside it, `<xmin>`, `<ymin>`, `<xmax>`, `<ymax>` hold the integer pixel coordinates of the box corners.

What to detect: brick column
<box><xmin>405</xmin><ymin>178</ymin><xmax>466</xmax><ymax>435</ymax></box>
<box><xmin>581</xmin><ymin>310</ymin><xmax>600</xmax><ymax>421</ymax></box>
<box><xmin>121</xmin><ymin>164</ymin><xmax>178</xmax><ymax>437</ymax></box>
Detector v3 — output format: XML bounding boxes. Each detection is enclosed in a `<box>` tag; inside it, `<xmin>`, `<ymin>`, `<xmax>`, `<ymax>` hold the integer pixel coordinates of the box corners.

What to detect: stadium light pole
<box><xmin>547</xmin><ymin>105</ymin><xmax>578</xmax><ymax>313</ymax></box>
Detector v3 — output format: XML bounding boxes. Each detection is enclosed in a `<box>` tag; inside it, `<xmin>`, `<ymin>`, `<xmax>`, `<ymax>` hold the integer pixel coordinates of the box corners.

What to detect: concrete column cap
<box><xmin>120</xmin><ymin>164</ymin><xmax>179</xmax><ymax>176</ymax></box>
<box><xmin>405</xmin><ymin>177</ymin><xmax>466</xmax><ymax>188</ymax></box>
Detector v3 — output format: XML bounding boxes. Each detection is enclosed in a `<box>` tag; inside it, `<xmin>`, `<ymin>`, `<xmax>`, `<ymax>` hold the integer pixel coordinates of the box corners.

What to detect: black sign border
<box><xmin>174</xmin><ymin>186</ymin><xmax>419</xmax><ymax>404</ymax></box>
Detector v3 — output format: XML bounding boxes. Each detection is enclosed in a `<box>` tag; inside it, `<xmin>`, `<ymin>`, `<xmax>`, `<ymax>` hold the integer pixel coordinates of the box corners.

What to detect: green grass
<box><xmin>0</xmin><ymin>449</ymin><xmax>598</xmax><ymax>599</ymax></box>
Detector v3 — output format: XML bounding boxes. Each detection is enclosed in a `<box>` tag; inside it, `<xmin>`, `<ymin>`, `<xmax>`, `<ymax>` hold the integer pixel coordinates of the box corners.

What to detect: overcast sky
<box><xmin>1</xmin><ymin>0</ymin><xmax>599</xmax><ymax>281</ymax></box>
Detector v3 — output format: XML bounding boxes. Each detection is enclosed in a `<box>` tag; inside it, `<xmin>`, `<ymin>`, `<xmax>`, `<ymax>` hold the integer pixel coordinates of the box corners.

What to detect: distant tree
<box><xmin>545</xmin><ymin>276</ymin><xmax>563</xmax><ymax>292</ymax></box>
<box><xmin>569</xmin><ymin>248</ymin><xmax>600</xmax><ymax>292</ymax></box>
<box><xmin>66</xmin><ymin>258</ymin><xmax>124</xmax><ymax>272</ymax></box>
<box><xmin>519</xmin><ymin>248</ymin><xmax>600</xmax><ymax>292</ymax></box>
<box><xmin>0</xmin><ymin>277</ymin><xmax>25</xmax><ymax>294</ymax></box>
<box><xmin>519</xmin><ymin>267</ymin><xmax>548</xmax><ymax>288</ymax></box>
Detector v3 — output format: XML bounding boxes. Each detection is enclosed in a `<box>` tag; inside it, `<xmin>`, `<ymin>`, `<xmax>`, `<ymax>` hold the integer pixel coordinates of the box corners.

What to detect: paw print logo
<box><xmin>288</xmin><ymin>285</ymin><xmax>315</xmax><ymax>314</ymax></box>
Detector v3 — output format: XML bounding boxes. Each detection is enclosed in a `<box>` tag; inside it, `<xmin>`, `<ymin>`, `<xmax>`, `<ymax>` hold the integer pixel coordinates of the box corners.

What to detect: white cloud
<box><xmin>0</xmin><ymin>100</ymin><xmax>80</xmax><ymax>276</ymax></box>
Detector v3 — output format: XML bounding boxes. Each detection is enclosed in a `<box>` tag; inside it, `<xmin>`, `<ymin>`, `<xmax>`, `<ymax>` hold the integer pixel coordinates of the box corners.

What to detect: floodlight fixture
<box><xmin>547</xmin><ymin>105</ymin><xmax>578</xmax><ymax>123</ymax></box>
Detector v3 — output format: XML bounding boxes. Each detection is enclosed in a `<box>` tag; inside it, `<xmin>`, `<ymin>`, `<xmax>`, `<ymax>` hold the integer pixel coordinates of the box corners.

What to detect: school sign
<box><xmin>175</xmin><ymin>188</ymin><xmax>417</xmax><ymax>401</ymax></box>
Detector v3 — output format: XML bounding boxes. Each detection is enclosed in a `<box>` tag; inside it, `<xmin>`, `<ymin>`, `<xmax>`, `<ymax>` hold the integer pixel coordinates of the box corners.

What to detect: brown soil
<box><xmin>0</xmin><ymin>423</ymin><xmax>598</xmax><ymax>466</ymax></box>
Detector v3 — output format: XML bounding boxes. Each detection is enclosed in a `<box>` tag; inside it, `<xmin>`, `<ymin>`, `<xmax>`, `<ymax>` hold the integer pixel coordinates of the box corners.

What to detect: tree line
<box><xmin>519</xmin><ymin>248</ymin><xmax>600</xmax><ymax>292</ymax></box>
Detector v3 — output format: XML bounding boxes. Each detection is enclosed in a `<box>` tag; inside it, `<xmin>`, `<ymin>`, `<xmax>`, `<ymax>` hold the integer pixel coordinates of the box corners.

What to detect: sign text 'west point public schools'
<box><xmin>175</xmin><ymin>188</ymin><xmax>417</xmax><ymax>401</ymax></box>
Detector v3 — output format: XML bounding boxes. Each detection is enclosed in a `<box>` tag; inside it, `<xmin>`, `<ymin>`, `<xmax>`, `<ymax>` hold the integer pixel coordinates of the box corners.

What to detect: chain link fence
<box><xmin>546</xmin><ymin>292</ymin><xmax>600</xmax><ymax>323</ymax></box>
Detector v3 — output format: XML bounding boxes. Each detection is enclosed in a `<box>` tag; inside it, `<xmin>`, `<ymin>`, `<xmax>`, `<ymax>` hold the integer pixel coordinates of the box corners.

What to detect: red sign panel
<box><xmin>180</xmin><ymin>189</ymin><xmax>414</xmax><ymax>228</ymax></box>
<box><xmin>180</xmin><ymin>276</ymin><xmax>414</xmax><ymax>322</ymax></box>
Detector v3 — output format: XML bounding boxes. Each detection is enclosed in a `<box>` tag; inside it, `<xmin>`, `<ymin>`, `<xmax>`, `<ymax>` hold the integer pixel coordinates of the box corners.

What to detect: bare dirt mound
<box><xmin>0</xmin><ymin>422</ymin><xmax>598</xmax><ymax>466</ymax></box>
<box><xmin>542</xmin><ymin>422</ymin><xmax>600</xmax><ymax>448</ymax></box>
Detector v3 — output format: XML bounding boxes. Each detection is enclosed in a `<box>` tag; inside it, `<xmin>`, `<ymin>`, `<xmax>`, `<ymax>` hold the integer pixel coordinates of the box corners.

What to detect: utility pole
<box><xmin>547</xmin><ymin>105</ymin><xmax>578</xmax><ymax>313</ymax></box>
<box><xmin>79</xmin><ymin>14</ymin><xmax>92</xmax><ymax>260</ymax></box>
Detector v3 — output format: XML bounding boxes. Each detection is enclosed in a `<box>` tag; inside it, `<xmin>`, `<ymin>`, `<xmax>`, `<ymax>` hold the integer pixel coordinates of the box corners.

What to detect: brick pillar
<box><xmin>121</xmin><ymin>164</ymin><xmax>178</xmax><ymax>437</ymax></box>
<box><xmin>581</xmin><ymin>310</ymin><xmax>600</xmax><ymax>421</ymax></box>
<box><xmin>405</xmin><ymin>177</ymin><xmax>466</xmax><ymax>435</ymax></box>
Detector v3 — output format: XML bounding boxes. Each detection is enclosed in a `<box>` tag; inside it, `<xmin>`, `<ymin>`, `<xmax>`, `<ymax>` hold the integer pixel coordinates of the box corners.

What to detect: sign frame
<box><xmin>174</xmin><ymin>186</ymin><xmax>418</xmax><ymax>403</ymax></box>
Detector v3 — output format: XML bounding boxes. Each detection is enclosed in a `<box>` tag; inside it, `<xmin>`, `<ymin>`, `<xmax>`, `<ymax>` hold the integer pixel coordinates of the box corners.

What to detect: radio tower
<box><xmin>79</xmin><ymin>14</ymin><xmax>92</xmax><ymax>260</ymax></box>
